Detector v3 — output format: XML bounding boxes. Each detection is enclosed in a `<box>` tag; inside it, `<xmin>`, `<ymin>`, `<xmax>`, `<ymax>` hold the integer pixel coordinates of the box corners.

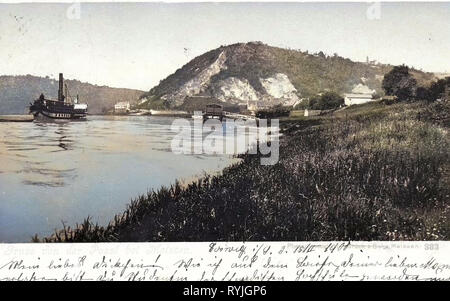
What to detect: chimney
<box><xmin>58</xmin><ymin>73</ymin><xmax>64</xmax><ymax>102</ymax></box>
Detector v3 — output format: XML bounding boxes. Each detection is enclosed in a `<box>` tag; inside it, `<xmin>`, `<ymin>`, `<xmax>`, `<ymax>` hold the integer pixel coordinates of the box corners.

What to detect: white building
<box><xmin>344</xmin><ymin>93</ymin><xmax>374</xmax><ymax>106</ymax></box>
<box><xmin>304</xmin><ymin>109</ymin><xmax>321</xmax><ymax>117</ymax></box>
<box><xmin>344</xmin><ymin>84</ymin><xmax>376</xmax><ymax>106</ymax></box>
<box><xmin>114</xmin><ymin>101</ymin><xmax>130</xmax><ymax>114</ymax></box>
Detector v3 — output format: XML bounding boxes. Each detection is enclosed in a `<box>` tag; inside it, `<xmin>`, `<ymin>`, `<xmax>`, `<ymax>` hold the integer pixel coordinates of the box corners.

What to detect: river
<box><xmin>0</xmin><ymin>116</ymin><xmax>253</xmax><ymax>242</ymax></box>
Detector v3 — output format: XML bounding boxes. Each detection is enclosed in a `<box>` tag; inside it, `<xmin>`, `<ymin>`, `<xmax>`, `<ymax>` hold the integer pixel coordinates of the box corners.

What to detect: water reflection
<box><xmin>0</xmin><ymin>116</ymin><xmax>243</xmax><ymax>242</ymax></box>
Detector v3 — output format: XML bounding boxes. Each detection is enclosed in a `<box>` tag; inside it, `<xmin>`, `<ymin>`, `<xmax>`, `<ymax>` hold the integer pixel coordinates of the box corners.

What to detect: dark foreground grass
<box><xmin>34</xmin><ymin>101</ymin><xmax>450</xmax><ymax>242</ymax></box>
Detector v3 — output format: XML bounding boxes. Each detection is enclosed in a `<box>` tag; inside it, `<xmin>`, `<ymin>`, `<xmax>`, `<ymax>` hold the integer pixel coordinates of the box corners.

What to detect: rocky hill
<box><xmin>0</xmin><ymin>75</ymin><xmax>144</xmax><ymax>114</ymax></box>
<box><xmin>140</xmin><ymin>42</ymin><xmax>436</xmax><ymax>110</ymax></box>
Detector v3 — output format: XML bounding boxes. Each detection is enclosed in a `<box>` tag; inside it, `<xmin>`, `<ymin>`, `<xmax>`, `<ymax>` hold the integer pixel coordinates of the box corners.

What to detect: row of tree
<box><xmin>382</xmin><ymin>65</ymin><xmax>449</xmax><ymax>102</ymax></box>
<box><xmin>295</xmin><ymin>91</ymin><xmax>344</xmax><ymax>110</ymax></box>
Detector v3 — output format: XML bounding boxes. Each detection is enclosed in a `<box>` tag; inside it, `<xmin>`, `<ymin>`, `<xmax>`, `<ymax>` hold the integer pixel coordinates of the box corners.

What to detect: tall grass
<box><xmin>35</xmin><ymin>101</ymin><xmax>450</xmax><ymax>242</ymax></box>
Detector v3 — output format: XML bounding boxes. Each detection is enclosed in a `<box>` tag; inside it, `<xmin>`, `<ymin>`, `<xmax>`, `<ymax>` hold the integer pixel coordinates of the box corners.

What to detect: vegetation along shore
<box><xmin>34</xmin><ymin>97</ymin><xmax>450</xmax><ymax>242</ymax></box>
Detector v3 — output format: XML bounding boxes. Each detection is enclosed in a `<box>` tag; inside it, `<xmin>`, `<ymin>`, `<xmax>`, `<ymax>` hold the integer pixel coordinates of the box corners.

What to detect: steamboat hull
<box><xmin>34</xmin><ymin>110</ymin><xmax>87</xmax><ymax>120</ymax></box>
<box><xmin>30</xmin><ymin>100</ymin><xmax>87</xmax><ymax>120</ymax></box>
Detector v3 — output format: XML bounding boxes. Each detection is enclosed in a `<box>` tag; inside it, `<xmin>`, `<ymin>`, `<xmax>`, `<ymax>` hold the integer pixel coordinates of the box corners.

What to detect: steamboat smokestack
<box><xmin>58</xmin><ymin>73</ymin><xmax>64</xmax><ymax>102</ymax></box>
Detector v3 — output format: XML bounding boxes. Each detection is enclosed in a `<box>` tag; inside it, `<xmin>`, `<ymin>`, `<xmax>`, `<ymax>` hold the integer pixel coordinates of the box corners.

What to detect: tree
<box><xmin>427</xmin><ymin>77</ymin><xmax>450</xmax><ymax>101</ymax></box>
<box><xmin>382</xmin><ymin>65</ymin><xmax>417</xmax><ymax>101</ymax></box>
<box><xmin>255</xmin><ymin>105</ymin><xmax>291</xmax><ymax>119</ymax></box>
<box><xmin>297</xmin><ymin>92</ymin><xmax>343</xmax><ymax>110</ymax></box>
<box><xmin>315</xmin><ymin>92</ymin><xmax>344</xmax><ymax>110</ymax></box>
<box><xmin>308</xmin><ymin>95</ymin><xmax>320</xmax><ymax>109</ymax></box>
<box><xmin>415</xmin><ymin>77</ymin><xmax>450</xmax><ymax>102</ymax></box>
<box><xmin>415</xmin><ymin>86</ymin><xmax>430</xmax><ymax>101</ymax></box>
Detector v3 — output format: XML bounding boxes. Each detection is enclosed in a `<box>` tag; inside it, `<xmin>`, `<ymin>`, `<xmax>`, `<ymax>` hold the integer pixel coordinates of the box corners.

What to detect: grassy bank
<box><xmin>35</xmin><ymin>100</ymin><xmax>450</xmax><ymax>242</ymax></box>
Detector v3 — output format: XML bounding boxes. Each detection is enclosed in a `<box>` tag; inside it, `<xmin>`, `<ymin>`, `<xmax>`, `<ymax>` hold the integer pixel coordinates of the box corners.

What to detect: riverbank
<box><xmin>35</xmin><ymin>100</ymin><xmax>450</xmax><ymax>242</ymax></box>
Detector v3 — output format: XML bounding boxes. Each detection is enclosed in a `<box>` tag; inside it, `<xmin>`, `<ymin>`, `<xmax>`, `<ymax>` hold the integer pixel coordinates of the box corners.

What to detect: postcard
<box><xmin>0</xmin><ymin>0</ymin><xmax>449</xmax><ymax>286</ymax></box>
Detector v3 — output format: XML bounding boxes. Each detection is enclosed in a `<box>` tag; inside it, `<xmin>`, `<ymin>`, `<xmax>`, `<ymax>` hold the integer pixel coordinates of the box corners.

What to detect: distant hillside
<box><xmin>0</xmin><ymin>75</ymin><xmax>144</xmax><ymax>114</ymax></box>
<box><xmin>140</xmin><ymin>42</ymin><xmax>436</xmax><ymax>110</ymax></box>
<box><xmin>435</xmin><ymin>72</ymin><xmax>450</xmax><ymax>80</ymax></box>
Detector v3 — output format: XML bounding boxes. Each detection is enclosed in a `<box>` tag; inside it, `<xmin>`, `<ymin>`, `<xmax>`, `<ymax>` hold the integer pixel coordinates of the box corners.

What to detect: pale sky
<box><xmin>0</xmin><ymin>2</ymin><xmax>449</xmax><ymax>91</ymax></box>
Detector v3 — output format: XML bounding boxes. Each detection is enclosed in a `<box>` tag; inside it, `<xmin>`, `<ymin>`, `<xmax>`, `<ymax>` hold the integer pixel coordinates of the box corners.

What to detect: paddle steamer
<box><xmin>29</xmin><ymin>73</ymin><xmax>88</xmax><ymax>120</ymax></box>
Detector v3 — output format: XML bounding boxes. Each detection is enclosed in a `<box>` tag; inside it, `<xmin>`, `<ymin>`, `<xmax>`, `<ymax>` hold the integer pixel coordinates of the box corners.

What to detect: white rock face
<box><xmin>163</xmin><ymin>63</ymin><xmax>300</xmax><ymax>108</ymax></box>
<box><xmin>163</xmin><ymin>51</ymin><xmax>227</xmax><ymax>106</ymax></box>
<box><xmin>260</xmin><ymin>73</ymin><xmax>299</xmax><ymax>105</ymax></box>
<box><xmin>213</xmin><ymin>77</ymin><xmax>259</xmax><ymax>103</ymax></box>
<box><xmin>139</xmin><ymin>97</ymin><xmax>148</xmax><ymax>105</ymax></box>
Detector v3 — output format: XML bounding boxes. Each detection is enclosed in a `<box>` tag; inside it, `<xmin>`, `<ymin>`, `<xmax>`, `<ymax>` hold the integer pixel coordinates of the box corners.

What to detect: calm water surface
<box><xmin>0</xmin><ymin>116</ymin><xmax>243</xmax><ymax>242</ymax></box>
